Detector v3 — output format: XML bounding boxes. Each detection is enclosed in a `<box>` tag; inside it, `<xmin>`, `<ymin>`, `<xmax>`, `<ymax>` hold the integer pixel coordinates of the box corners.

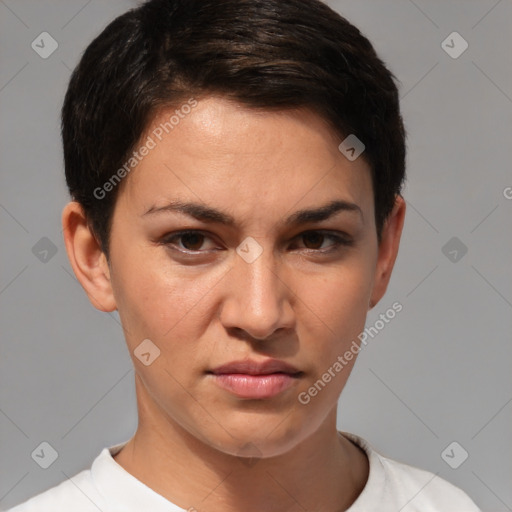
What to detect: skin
<box><xmin>63</xmin><ymin>95</ymin><xmax>405</xmax><ymax>512</ymax></box>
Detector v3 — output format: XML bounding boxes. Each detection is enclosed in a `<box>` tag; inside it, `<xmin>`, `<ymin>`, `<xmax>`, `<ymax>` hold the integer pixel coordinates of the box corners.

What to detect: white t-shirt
<box><xmin>7</xmin><ymin>432</ymin><xmax>481</xmax><ymax>512</ymax></box>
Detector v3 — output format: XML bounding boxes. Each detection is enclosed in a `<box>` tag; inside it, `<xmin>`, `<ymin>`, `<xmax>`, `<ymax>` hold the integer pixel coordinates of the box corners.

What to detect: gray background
<box><xmin>0</xmin><ymin>0</ymin><xmax>511</xmax><ymax>510</ymax></box>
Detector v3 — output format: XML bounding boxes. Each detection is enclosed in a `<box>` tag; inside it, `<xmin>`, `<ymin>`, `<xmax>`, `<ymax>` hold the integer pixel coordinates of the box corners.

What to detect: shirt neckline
<box><xmin>91</xmin><ymin>431</ymin><xmax>384</xmax><ymax>511</ymax></box>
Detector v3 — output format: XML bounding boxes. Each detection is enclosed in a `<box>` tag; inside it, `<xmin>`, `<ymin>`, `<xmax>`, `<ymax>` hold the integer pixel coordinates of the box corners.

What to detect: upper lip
<box><xmin>210</xmin><ymin>359</ymin><xmax>302</xmax><ymax>376</ymax></box>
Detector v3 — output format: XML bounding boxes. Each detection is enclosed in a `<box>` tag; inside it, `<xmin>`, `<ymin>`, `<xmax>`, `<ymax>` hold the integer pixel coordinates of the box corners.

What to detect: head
<box><xmin>62</xmin><ymin>0</ymin><xmax>406</xmax><ymax>458</ymax></box>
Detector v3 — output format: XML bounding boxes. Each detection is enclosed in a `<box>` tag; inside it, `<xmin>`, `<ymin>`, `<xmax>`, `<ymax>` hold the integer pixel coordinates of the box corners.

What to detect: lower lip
<box><xmin>211</xmin><ymin>373</ymin><xmax>300</xmax><ymax>399</ymax></box>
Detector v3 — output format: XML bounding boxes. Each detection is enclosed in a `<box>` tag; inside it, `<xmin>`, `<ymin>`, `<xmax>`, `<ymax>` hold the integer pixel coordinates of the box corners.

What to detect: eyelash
<box><xmin>159</xmin><ymin>229</ymin><xmax>353</xmax><ymax>256</ymax></box>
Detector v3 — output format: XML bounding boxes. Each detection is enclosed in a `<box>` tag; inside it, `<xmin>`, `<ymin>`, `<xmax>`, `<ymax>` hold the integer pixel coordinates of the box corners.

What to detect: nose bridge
<box><xmin>240</xmin><ymin>245</ymin><xmax>278</xmax><ymax>305</ymax></box>
<box><xmin>221</xmin><ymin>238</ymin><xmax>292</xmax><ymax>339</ymax></box>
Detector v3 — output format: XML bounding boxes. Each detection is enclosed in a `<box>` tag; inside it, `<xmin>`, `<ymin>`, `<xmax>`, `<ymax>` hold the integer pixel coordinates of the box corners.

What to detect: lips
<box><xmin>210</xmin><ymin>359</ymin><xmax>302</xmax><ymax>376</ymax></box>
<box><xmin>208</xmin><ymin>359</ymin><xmax>303</xmax><ymax>399</ymax></box>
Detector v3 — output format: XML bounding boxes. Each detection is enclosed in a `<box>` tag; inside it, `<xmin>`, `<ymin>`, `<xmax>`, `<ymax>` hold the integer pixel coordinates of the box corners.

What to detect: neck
<box><xmin>114</xmin><ymin>375</ymin><xmax>369</xmax><ymax>512</ymax></box>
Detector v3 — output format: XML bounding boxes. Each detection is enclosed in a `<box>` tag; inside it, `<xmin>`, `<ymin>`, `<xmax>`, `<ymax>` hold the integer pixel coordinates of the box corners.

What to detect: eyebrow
<box><xmin>143</xmin><ymin>198</ymin><xmax>363</xmax><ymax>226</ymax></box>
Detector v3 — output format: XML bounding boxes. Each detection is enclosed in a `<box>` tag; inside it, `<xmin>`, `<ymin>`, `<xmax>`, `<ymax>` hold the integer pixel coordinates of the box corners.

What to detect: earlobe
<box><xmin>368</xmin><ymin>195</ymin><xmax>406</xmax><ymax>309</ymax></box>
<box><xmin>62</xmin><ymin>201</ymin><xmax>117</xmax><ymax>312</ymax></box>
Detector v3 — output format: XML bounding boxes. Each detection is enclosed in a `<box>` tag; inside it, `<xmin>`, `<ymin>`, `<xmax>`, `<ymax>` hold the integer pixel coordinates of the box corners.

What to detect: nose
<box><xmin>219</xmin><ymin>244</ymin><xmax>295</xmax><ymax>341</ymax></box>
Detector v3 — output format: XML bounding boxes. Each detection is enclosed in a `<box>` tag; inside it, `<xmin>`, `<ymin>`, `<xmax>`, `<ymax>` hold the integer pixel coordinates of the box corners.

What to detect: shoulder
<box><xmin>342</xmin><ymin>432</ymin><xmax>481</xmax><ymax>512</ymax></box>
<box><xmin>6</xmin><ymin>459</ymin><xmax>107</xmax><ymax>512</ymax></box>
<box><xmin>378</xmin><ymin>452</ymin><xmax>481</xmax><ymax>511</ymax></box>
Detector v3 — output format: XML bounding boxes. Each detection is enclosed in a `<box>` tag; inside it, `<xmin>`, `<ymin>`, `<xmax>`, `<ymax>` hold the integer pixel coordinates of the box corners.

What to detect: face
<box><xmin>77</xmin><ymin>96</ymin><xmax>401</xmax><ymax>458</ymax></box>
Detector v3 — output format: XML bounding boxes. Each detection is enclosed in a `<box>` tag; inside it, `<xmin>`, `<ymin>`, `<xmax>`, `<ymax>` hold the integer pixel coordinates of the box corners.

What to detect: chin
<box><xmin>196</xmin><ymin>412</ymin><xmax>311</xmax><ymax>460</ymax></box>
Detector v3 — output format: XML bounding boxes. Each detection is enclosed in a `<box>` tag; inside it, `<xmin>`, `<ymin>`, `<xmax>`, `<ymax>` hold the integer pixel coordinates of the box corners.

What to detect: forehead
<box><xmin>118</xmin><ymin>96</ymin><xmax>374</xmax><ymax>225</ymax></box>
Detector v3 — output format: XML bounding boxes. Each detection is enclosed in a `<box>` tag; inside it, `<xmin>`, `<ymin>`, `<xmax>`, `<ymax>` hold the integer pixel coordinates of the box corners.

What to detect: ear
<box><xmin>368</xmin><ymin>195</ymin><xmax>406</xmax><ymax>309</ymax></box>
<box><xmin>62</xmin><ymin>201</ymin><xmax>117</xmax><ymax>312</ymax></box>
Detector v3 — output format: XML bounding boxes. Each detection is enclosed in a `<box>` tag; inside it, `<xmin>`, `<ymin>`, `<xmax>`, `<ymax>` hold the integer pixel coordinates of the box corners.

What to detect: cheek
<box><xmin>292</xmin><ymin>255</ymin><xmax>374</xmax><ymax>399</ymax></box>
<box><xmin>111</xmin><ymin>249</ymin><xmax>225</xmax><ymax>352</ymax></box>
<box><xmin>329</xmin><ymin>276</ymin><xmax>370</xmax><ymax>340</ymax></box>
<box><xmin>292</xmin><ymin>271</ymin><xmax>371</xmax><ymax>413</ymax></box>
<box><xmin>300</xmin><ymin>260</ymin><xmax>373</xmax><ymax>339</ymax></box>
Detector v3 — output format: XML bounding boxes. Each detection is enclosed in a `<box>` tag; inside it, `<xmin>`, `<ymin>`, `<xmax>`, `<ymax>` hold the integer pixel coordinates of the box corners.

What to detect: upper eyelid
<box><xmin>162</xmin><ymin>230</ymin><xmax>218</xmax><ymax>251</ymax></box>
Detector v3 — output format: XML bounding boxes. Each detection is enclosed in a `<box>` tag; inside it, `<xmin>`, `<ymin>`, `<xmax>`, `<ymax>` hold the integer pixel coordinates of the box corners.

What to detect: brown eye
<box><xmin>293</xmin><ymin>230</ymin><xmax>353</xmax><ymax>253</ymax></box>
<box><xmin>179</xmin><ymin>232</ymin><xmax>205</xmax><ymax>251</ymax></box>
<box><xmin>160</xmin><ymin>230</ymin><xmax>217</xmax><ymax>253</ymax></box>
<box><xmin>302</xmin><ymin>231</ymin><xmax>325</xmax><ymax>249</ymax></box>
